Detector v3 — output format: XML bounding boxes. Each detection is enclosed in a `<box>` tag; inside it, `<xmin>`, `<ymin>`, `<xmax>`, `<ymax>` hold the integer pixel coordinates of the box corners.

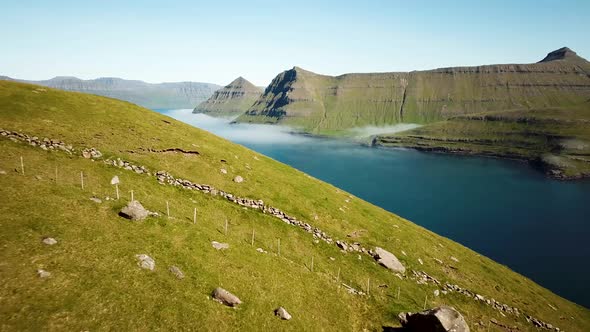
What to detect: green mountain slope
<box><xmin>0</xmin><ymin>76</ymin><xmax>221</xmax><ymax>109</ymax></box>
<box><xmin>236</xmin><ymin>47</ymin><xmax>590</xmax><ymax>134</ymax></box>
<box><xmin>1</xmin><ymin>81</ymin><xmax>589</xmax><ymax>331</ymax></box>
<box><xmin>193</xmin><ymin>77</ymin><xmax>263</xmax><ymax>117</ymax></box>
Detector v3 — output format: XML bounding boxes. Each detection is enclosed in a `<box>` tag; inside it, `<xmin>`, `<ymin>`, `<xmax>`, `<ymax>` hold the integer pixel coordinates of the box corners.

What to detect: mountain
<box><xmin>236</xmin><ymin>48</ymin><xmax>590</xmax><ymax>178</ymax></box>
<box><xmin>238</xmin><ymin>48</ymin><xmax>590</xmax><ymax>132</ymax></box>
<box><xmin>193</xmin><ymin>77</ymin><xmax>263</xmax><ymax>117</ymax></box>
<box><xmin>1</xmin><ymin>80</ymin><xmax>588</xmax><ymax>330</ymax></box>
<box><xmin>0</xmin><ymin>76</ymin><xmax>220</xmax><ymax>109</ymax></box>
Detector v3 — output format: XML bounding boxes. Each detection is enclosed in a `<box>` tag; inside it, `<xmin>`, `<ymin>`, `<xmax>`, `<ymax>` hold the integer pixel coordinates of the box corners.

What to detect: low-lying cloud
<box><xmin>348</xmin><ymin>123</ymin><xmax>422</xmax><ymax>137</ymax></box>
<box><xmin>159</xmin><ymin>109</ymin><xmax>312</xmax><ymax>144</ymax></box>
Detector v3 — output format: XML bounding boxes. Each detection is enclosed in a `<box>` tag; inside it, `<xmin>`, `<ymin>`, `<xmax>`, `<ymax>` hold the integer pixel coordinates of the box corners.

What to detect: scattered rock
<box><xmin>418</xmin><ymin>258</ymin><xmax>424</xmax><ymax>265</ymax></box>
<box><xmin>119</xmin><ymin>200</ymin><xmax>149</xmax><ymax>221</ymax></box>
<box><xmin>373</xmin><ymin>247</ymin><xmax>405</xmax><ymax>273</ymax></box>
<box><xmin>220</xmin><ymin>168</ymin><xmax>227</xmax><ymax>174</ymax></box>
<box><xmin>37</xmin><ymin>269</ymin><xmax>51</xmax><ymax>278</ymax></box>
<box><xmin>450</xmin><ymin>256</ymin><xmax>459</xmax><ymax>263</ymax></box>
<box><xmin>42</xmin><ymin>237</ymin><xmax>58</xmax><ymax>245</ymax></box>
<box><xmin>256</xmin><ymin>248</ymin><xmax>268</xmax><ymax>254</ymax></box>
<box><xmin>35</xmin><ymin>175</ymin><xmax>43</xmax><ymax>180</ymax></box>
<box><xmin>212</xmin><ymin>287</ymin><xmax>241</xmax><ymax>307</ymax></box>
<box><xmin>329</xmin><ymin>257</ymin><xmax>335</xmax><ymax>261</ymax></box>
<box><xmin>82</xmin><ymin>147</ymin><xmax>102</xmax><ymax>159</ymax></box>
<box><xmin>212</xmin><ymin>241</ymin><xmax>229</xmax><ymax>250</ymax></box>
<box><xmin>0</xmin><ymin>170</ymin><xmax>6</xmax><ymax>175</ymax></box>
<box><xmin>110</xmin><ymin>175</ymin><xmax>120</xmax><ymax>185</ymax></box>
<box><xmin>336</xmin><ymin>240</ymin><xmax>348</xmax><ymax>251</ymax></box>
<box><xmin>233</xmin><ymin>175</ymin><xmax>244</xmax><ymax>183</ymax></box>
<box><xmin>136</xmin><ymin>254</ymin><xmax>155</xmax><ymax>271</ymax></box>
<box><xmin>169</xmin><ymin>265</ymin><xmax>184</xmax><ymax>279</ymax></box>
<box><xmin>398</xmin><ymin>306</ymin><xmax>470</xmax><ymax>332</ymax></box>
<box><xmin>275</xmin><ymin>307</ymin><xmax>292</xmax><ymax>320</ymax></box>
<box><xmin>434</xmin><ymin>289</ymin><xmax>440</xmax><ymax>297</ymax></box>
<box><xmin>89</xmin><ymin>197</ymin><xmax>102</xmax><ymax>203</ymax></box>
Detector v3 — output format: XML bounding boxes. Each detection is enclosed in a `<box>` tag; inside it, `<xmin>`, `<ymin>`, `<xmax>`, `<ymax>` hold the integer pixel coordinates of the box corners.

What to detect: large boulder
<box><xmin>398</xmin><ymin>306</ymin><xmax>470</xmax><ymax>332</ymax></box>
<box><xmin>119</xmin><ymin>201</ymin><xmax>149</xmax><ymax>221</ymax></box>
<box><xmin>373</xmin><ymin>247</ymin><xmax>405</xmax><ymax>273</ymax></box>
<box><xmin>212</xmin><ymin>287</ymin><xmax>241</xmax><ymax>307</ymax></box>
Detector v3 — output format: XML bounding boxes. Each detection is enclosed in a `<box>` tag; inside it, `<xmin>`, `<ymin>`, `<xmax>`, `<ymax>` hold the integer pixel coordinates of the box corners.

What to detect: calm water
<box><xmin>159</xmin><ymin>109</ymin><xmax>590</xmax><ymax>308</ymax></box>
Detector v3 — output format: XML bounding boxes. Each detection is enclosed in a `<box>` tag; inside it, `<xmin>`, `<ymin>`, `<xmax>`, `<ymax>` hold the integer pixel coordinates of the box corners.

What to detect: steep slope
<box><xmin>1</xmin><ymin>81</ymin><xmax>589</xmax><ymax>331</ymax></box>
<box><xmin>237</xmin><ymin>48</ymin><xmax>590</xmax><ymax>134</ymax></box>
<box><xmin>0</xmin><ymin>76</ymin><xmax>220</xmax><ymax>109</ymax></box>
<box><xmin>193</xmin><ymin>77</ymin><xmax>263</xmax><ymax>117</ymax></box>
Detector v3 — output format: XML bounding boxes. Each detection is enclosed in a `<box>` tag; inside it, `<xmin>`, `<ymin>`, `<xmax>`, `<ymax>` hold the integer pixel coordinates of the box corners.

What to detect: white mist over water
<box><xmin>348</xmin><ymin>123</ymin><xmax>422</xmax><ymax>137</ymax></box>
<box><xmin>161</xmin><ymin>109</ymin><xmax>313</xmax><ymax>144</ymax></box>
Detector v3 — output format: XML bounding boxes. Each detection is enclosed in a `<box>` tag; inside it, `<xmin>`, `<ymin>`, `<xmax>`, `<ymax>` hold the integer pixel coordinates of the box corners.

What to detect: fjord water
<box><xmin>159</xmin><ymin>109</ymin><xmax>590</xmax><ymax>308</ymax></box>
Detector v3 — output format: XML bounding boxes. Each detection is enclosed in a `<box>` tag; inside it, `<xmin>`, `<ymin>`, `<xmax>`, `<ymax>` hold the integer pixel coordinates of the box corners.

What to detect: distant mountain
<box><xmin>237</xmin><ymin>47</ymin><xmax>590</xmax><ymax>132</ymax></box>
<box><xmin>0</xmin><ymin>76</ymin><xmax>220</xmax><ymax>109</ymax></box>
<box><xmin>193</xmin><ymin>77</ymin><xmax>263</xmax><ymax>117</ymax></box>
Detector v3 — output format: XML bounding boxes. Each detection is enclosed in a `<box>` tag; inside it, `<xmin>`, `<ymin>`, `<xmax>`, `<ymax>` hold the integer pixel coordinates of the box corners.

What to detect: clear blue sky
<box><xmin>2</xmin><ymin>0</ymin><xmax>588</xmax><ymax>86</ymax></box>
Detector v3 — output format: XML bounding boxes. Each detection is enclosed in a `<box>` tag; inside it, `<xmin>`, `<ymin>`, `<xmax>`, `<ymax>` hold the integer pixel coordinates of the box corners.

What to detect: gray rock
<box><xmin>136</xmin><ymin>254</ymin><xmax>155</xmax><ymax>271</ymax></box>
<box><xmin>233</xmin><ymin>175</ymin><xmax>243</xmax><ymax>183</ymax></box>
<box><xmin>42</xmin><ymin>237</ymin><xmax>58</xmax><ymax>245</ymax></box>
<box><xmin>450</xmin><ymin>256</ymin><xmax>459</xmax><ymax>263</ymax></box>
<box><xmin>212</xmin><ymin>287</ymin><xmax>241</xmax><ymax>307</ymax></box>
<box><xmin>110</xmin><ymin>175</ymin><xmax>120</xmax><ymax>185</ymax></box>
<box><xmin>37</xmin><ymin>269</ymin><xmax>51</xmax><ymax>278</ymax></box>
<box><xmin>0</xmin><ymin>170</ymin><xmax>6</xmax><ymax>175</ymax></box>
<box><xmin>399</xmin><ymin>306</ymin><xmax>470</xmax><ymax>332</ymax></box>
<box><xmin>119</xmin><ymin>200</ymin><xmax>149</xmax><ymax>221</ymax></box>
<box><xmin>434</xmin><ymin>289</ymin><xmax>440</xmax><ymax>297</ymax></box>
<box><xmin>212</xmin><ymin>241</ymin><xmax>229</xmax><ymax>250</ymax></box>
<box><xmin>220</xmin><ymin>168</ymin><xmax>227</xmax><ymax>174</ymax></box>
<box><xmin>275</xmin><ymin>306</ymin><xmax>292</xmax><ymax>320</ymax></box>
<box><xmin>373</xmin><ymin>247</ymin><xmax>405</xmax><ymax>273</ymax></box>
<box><xmin>169</xmin><ymin>265</ymin><xmax>184</xmax><ymax>279</ymax></box>
<box><xmin>90</xmin><ymin>197</ymin><xmax>102</xmax><ymax>203</ymax></box>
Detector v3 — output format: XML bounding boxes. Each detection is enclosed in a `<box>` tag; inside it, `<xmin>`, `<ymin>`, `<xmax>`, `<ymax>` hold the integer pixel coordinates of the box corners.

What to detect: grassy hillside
<box><xmin>193</xmin><ymin>77</ymin><xmax>262</xmax><ymax>118</ymax></box>
<box><xmin>1</xmin><ymin>80</ymin><xmax>589</xmax><ymax>331</ymax></box>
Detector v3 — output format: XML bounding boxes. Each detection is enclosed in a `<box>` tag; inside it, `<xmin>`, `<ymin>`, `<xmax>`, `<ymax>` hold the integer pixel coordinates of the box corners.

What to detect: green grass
<box><xmin>1</xmin><ymin>80</ymin><xmax>589</xmax><ymax>331</ymax></box>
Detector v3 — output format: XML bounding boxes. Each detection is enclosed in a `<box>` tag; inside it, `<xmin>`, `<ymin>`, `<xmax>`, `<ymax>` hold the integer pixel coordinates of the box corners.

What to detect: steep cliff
<box><xmin>0</xmin><ymin>76</ymin><xmax>220</xmax><ymax>109</ymax></box>
<box><xmin>193</xmin><ymin>76</ymin><xmax>262</xmax><ymax>117</ymax></box>
<box><xmin>237</xmin><ymin>48</ymin><xmax>590</xmax><ymax>134</ymax></box>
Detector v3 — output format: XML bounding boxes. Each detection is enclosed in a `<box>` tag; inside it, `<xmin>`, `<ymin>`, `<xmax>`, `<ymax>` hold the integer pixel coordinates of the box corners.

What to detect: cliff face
<box><xmin>193</xmin><ymin>77</ymin><xmax>262</xmax><ymax>117</ymax></box>
<box><xmin>236</xmin><ymin>48</ymin><xmax>590</xmax><ymax>133</ymax></box>
<box><xmin>0</xmin><ymin>76</ymin><xmax>220</xmax><ymax>109</ymax></box>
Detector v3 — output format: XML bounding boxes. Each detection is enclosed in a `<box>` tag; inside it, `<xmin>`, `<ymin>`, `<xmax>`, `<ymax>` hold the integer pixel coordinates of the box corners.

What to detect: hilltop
<box><xmin>0</xmin><ymin>76</ymin><xmax>220</xmax><ymax>109</ymax></box>
<box><xmin>193</xmin><ymin>77</ymin><xmax>263</xmax><ymax>117</ymax></box>
<box><xmin>0</xmin><ymin>80</ymin><xmax>589</xmax><ymax>330</ymax></box>
<box><xmin>235</xmin><ymin>48</ymin><xmax>590</xmax><ymax>179</ymax></box>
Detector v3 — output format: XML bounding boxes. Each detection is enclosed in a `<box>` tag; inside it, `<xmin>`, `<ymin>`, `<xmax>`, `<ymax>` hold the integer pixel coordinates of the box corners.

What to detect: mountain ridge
<box><xmin>0</xmin><ymin>75</ymin><xmax>221</xmax><ymax>109</ymax></box>
<box><xmin>193</xmin><ymin>76</ymin><xmax>263</xmax><ymax>117</ymax></box>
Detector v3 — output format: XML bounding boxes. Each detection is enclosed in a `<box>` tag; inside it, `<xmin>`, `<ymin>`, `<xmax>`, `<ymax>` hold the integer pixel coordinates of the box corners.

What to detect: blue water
<box><xmin>158</xmin><ymin>109</ymin><xmax>590</xmax><ymax>308</ymax></box>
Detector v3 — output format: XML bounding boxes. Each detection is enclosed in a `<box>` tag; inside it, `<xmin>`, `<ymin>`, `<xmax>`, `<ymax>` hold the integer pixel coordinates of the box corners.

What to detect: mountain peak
<box><xmin>539</xmin><ymin>47</ymin><xmax>581</xmax><ymax>62</ymax></box>
<box><xmin>227</xmin><ymin>76</ymin><xmax>259</xmax><ymax>91</ymax></box>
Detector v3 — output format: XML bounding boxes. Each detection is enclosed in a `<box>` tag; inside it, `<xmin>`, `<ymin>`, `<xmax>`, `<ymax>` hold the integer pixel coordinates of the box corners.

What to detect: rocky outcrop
<box><xmin>398</xmin><ymin>306</ymin><xmax>469</xmax><ymax>332</ymax></box>
<box><xmin>193</xmin><ymin>77</ymin><xmax>262</xmax><ymax>117</ymax></box>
